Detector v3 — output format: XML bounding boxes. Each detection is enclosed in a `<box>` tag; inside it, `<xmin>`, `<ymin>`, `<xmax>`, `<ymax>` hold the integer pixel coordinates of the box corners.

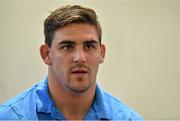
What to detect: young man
<box><xmin>0</xmin><ymin>5</ymin><xmax>142</xmax><ymax>120</ymax></box>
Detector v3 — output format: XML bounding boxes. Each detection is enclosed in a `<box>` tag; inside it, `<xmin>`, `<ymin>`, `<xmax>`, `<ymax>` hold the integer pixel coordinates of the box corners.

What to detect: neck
<box><xmin>48</xmin><ymin>72</ymin><xmax>96</xmax><ymax>120</ymax></box>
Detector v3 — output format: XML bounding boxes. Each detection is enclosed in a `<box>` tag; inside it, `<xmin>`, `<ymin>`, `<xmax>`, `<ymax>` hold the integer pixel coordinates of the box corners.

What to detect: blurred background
<box><xmin>0</xmin><ymin>0</ymin><xmax>180</xmax><ymax>119</ymax></box>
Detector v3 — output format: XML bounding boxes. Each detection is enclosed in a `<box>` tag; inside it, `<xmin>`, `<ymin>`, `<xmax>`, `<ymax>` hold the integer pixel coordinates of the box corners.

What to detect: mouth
<box><xmin>71</xmin><ymin>68</ymin><xmax>88</xmax><ymax>74</ymax></box>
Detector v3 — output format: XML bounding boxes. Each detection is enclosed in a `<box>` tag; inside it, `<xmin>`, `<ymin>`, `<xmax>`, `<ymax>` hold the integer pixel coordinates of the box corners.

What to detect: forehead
<box><xmin>53</xmin><ymin>23</ymin><xmax>99</xmax><ymax>43</ymax></box>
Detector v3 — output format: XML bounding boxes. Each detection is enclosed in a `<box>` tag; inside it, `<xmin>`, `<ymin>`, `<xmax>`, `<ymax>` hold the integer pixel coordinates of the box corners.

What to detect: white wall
<box><xmin>0</xmin><ymin>1</ymin><xmax>47</xmax><ymax>102</ymax></box>
<box><xmin>178</xmin><ymin>1</ymin><xmax>180</xmax><ymax>116</ymax></box>
<box><xmin>97</xmin><ymin>1</ymin><xmax>180</xmax><ymax>119</ymax></box>
<box><xmin>0</xmin><ymin>0</ymin><xmax>180</xmax><ymax>119</ymax></box>
<box><xmin>0</xmin><ymin>1</ymin><xmax>3</xmax><ymax>103</ymax></box>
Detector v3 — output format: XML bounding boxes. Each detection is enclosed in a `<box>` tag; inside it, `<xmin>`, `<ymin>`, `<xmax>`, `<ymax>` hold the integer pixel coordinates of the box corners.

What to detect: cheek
<box><xmin>50</xmin><ymin>51</ymin><xmax>71</xmax><ymax>64</ymax></box>
<box><xmin>51</xmin><ymin>55</ymin><xmax>70</xmax><ymax>71</ymax></box>
<box><xmin>88</xmin><ymin>55</ymin><xmax>101</xmax><ymax>69</ymax></box>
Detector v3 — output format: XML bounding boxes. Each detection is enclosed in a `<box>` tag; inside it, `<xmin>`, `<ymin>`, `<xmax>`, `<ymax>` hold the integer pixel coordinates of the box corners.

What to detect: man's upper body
<box><xmin>0</xmin><ymin>5</ymin><xmax>143</xmax><ymax>120</ymax></box>
<box><xmin>0</xmin><ymin>78</ymin><xmax>142</xmax><ymax>120</ymax></box>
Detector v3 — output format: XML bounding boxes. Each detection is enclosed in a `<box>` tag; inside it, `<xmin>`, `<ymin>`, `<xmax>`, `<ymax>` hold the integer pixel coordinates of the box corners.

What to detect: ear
<box><xmin>40</xmin><ymin>44</ymin><xmax>52</xmax><ymax>65</ymax></box>
<box><xmin>99</xmin><ymin>44</ymin><xmax>106</xmax><ymax>63</ymax></box>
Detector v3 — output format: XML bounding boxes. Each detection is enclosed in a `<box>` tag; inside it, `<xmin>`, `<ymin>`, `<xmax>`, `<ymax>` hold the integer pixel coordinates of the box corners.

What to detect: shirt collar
<box><xmin>36</xmin><ymin>77</ymin><xmax>66</xmax><ymax>120</ymax></box>
<box><xmin>90</xmin><ymin>85</ymin><xmax>111</xmax><ymax>120</ymax></box>
<box><xmin>36</xmin><ymin>78</ymin><xmax>110</xmax><ymax>120</ymax></box>
<box><xmin>36</xmin><ymin>77</ymin><xmax>53</xmax><ymax>113</ymax></box>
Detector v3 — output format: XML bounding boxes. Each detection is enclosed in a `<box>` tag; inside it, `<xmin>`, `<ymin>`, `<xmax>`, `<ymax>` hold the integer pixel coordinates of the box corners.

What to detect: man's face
<box><xmin>46</xmin><ymin>23</ymin><xmax>105</xmax><ymax>94</ymax></box>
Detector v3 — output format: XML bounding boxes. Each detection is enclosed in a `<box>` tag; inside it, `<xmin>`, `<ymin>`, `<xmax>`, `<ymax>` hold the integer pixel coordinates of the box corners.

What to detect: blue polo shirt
<box><xmin>0</xmin><ymin>78</ymin><xmax>143</xmax><ymax>120</ymax></box>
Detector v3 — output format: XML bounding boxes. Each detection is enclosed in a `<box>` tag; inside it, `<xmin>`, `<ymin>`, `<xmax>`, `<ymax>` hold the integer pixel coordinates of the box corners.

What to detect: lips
<box><xmin>71</xmin><ymin>68</ymin><xmax>88</xmax><ymax>74</ymax></box>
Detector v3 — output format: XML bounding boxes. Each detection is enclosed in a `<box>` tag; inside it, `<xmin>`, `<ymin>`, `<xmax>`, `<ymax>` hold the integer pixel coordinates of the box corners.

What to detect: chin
<box><xmin>66</xmin><ymin>77</ymin><xmax>96</xmax><ymax>93</ymax></box>
<box><xmin>68</xmin><ymin>82</ymin><xmax>92</xmax><ymax>94</ymax></box>
<box><xmin>69</xmin><ymin>86</ymin><xmax>90</xmax><ymax>93</ymax></box>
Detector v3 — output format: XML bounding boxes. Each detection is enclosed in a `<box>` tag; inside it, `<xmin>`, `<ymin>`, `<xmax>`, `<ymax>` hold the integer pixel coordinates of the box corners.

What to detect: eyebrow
<box><xmin>58</xmin><ymin>40</ymin><xmax>76</xmax><ymax>45</ymax></box>
<box><xmin>83</xmin><ymin>40</ymin><xmax>98</xmax><ymax>45</ymax></box>
<box><xmin>58</xmin><ymin>40</ymin><xmax>99</xmax><ymax>45</ymax></box>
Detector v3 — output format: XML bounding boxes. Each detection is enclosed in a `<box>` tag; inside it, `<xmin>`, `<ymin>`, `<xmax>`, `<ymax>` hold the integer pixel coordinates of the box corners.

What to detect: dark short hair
<box><xmin>44</xmin><ymin>5</ymin><xmax>102</xmax><ymax>47</ymax></box>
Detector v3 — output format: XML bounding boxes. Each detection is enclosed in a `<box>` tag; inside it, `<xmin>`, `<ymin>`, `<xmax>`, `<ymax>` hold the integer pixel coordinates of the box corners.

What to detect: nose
<box><xmin>73</xmin><ymin>48</ymin><xmax>86</xmax><ymax>63</ymax></box>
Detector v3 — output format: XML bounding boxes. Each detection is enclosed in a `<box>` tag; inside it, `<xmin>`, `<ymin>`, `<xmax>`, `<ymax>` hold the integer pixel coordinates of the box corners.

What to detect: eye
<box><xmin>61</xmin><ymin>44</ymin><xmax>74</xmax><ymax>50</ymax></box>
<box><xmin>84</xmin><ymin>43</ymin><xmax>96</xmax><ymax>50</ymax></box>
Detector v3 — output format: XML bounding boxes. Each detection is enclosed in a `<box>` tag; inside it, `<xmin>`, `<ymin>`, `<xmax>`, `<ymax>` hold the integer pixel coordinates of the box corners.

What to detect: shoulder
<box><xmin>0</xmin><ymin>105</ymin><xmax>20</xmax><ymax>119</ymax></box>
<box><xmin>0</xmin><ymin>82</ymin><xmax>43</xmax><ymax>120</ymax></box>
<box><xmin>100</xmin><ymin>88</ymin><xmax>143</xmax><ymax>120</ymax></box>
